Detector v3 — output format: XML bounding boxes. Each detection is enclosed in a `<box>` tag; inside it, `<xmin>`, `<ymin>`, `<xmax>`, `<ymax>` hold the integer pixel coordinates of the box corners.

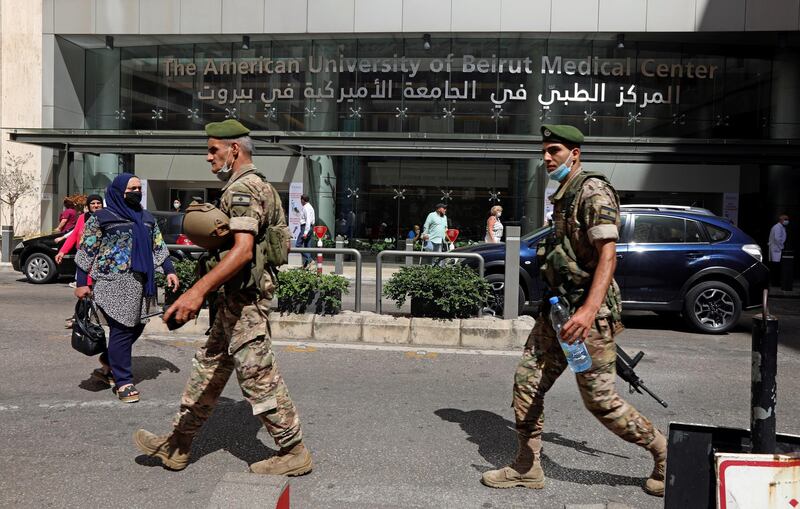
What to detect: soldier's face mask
<box><xmin>215</xmin><ymin>145</ymin><xmax>235</xmax><ymax>182</ymax></box>
<box><xmin>549</xmin><ymin>151</ymin><xmax>574</xmax><ymax>182</ymax></box>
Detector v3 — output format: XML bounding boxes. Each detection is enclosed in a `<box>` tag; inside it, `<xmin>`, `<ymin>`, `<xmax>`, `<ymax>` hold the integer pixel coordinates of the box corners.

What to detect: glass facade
<box><xmin>73</xmin><ymin>34</ymin><xmax>798</xmax><ymax>245</ymax></box>
<box><xmin>82</xmin><ymin>35</ymin><xmax>787</xmax><ymax>139</ymax></box>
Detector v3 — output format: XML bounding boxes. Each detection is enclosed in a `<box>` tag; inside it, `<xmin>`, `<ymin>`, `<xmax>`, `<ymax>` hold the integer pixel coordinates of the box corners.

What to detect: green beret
<box><xmin>541</xmin><ymin>124</ymin><xmax>584</xmax><ymax>145</ymax></box>
<box><xmin>205</xmin><ymin>119</ymin><xmax>250</xmax><ymax>139</ymax></box>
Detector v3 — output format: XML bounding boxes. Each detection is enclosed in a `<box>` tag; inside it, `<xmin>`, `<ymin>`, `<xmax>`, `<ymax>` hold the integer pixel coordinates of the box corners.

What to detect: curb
<box><xmin>144</xmin><ymin>310</ymin><xmax>535</xmax><ymax>350</ymax></box>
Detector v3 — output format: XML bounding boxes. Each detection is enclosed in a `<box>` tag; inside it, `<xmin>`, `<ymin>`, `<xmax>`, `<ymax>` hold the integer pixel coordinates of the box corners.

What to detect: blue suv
<box><xmin>455</xmin><ymin>205</ymin><xmax>769</xmax><ymax>334</ymax></box>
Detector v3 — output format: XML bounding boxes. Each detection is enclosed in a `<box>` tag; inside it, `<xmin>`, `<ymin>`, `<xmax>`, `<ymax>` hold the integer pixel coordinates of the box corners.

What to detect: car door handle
<box><xmin>685</xmin><ymin>252</ymin><xmax>703</xmax><ymax>259</ymax></box>
<box><xmin>616</xmin><ymin>254</ymin><xmax>624</xmax><ymax>259</ymax></box>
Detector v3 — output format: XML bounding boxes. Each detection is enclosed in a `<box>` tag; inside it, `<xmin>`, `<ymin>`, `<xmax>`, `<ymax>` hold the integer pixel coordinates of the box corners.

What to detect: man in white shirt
<box><xmin>297</xmin><ymin>194</ymin><xmax>315</xmax><ymax>268</ymax></box>
<box><xmin>768</xmin><ymin>213</ymin><xmax>789</xmax><ymax>286</ymax></box>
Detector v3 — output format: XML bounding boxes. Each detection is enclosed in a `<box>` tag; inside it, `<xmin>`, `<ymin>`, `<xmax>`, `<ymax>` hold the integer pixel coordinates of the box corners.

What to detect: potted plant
<box><xmin>155</xmin><ymin>258</ymin><xmax>198</xmax><ymax>306</ymax></box>
<box><xmin>383</xmin><ymin>264</ymin><xmax>491</xmax><ymax>319</ymax></box>
<box><xmin>276</xmin><ymin>268</ymin><xmax>349</xmax><ymax>315</ymax></box>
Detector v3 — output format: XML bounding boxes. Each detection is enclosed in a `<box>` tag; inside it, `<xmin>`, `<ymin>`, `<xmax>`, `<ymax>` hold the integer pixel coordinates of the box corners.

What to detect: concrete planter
<box><xmin>362</xmin><ymin>313</ymin><xmax>411</xmax><ymax>344</ymax></box>
<box><xmin>270</xmin><ymin>312</ymin><xmax>314</xmax><ymax>340</ymax></box>
<box><xmin>145</xmin><ymin>308</ymin><xmax>209</xmax><ymax>335</ymax></box>
<box><xmin>512</xmin><ymin>315</ymin><xmax>536</xmax><ymax>348</ymax></box>
<box><xmin>461</xmin><ymin>317</ymin><xmax>514</xmax><ymax>349</ymax></box>
<box><xmin>410</xmin><ymin>317</ymin><xmax>461</xmax><ymax>347</ymax></box>
<box><xmin>312</xmin><ymin>311</ymin><xmax>363</xmax><ymax>342</ymax></box>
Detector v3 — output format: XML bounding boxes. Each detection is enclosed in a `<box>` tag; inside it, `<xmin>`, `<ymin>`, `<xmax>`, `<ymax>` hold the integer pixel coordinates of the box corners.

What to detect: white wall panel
<box><xmin>308</xmin><ymin>0</ymin><xmax>355</xmax><ymax>32</ymax></box>
<box><xmin>43</xmin><ymin>0</ymin><xmax>54</xmax><ymax>34</ymax></box>
<box><xmin>180</xmin><ymin>0</ymin><xmax>222</xmax><ymax>33</ymax></box>
<box><xmin>222</xmin><ymin>0</ymin><xmax>265</xmax><ymax>33</ymax></box>
<box><xmin>551</xmin><ymin>0</ymin><xmax>599</xmax><ymax>32</ymax></box>
<box><xmin>96</xmin><ymin>0</ymin><xmax>140</xmax><ymax>34</ymax></box>
<box><xmin>646</xmin><ymin>0</ymin><xmax>696</xmax><ymax>31</ymax></box>
<box><xmin>598</xmin><ymin>0</ymin><xmax>646</xmax><ymax>31</ymax></box>
<box><xmin>695</xmin><ymin>0</ymin><xmax>745</xmax><ymax>30</ymax></box>
<box><xmin>265</xmin><ymin>0</ymin><xmax>308</xmax><ymax>33</ymax></box>
<box><xmin>140</xmin><ymin>0</ymin><xmax>181</xmax><ymax>34</ymax></box>
<box><xmin>452</xmin><ymin>0</ymin><xmax>501</xmax><ymax>32</ymax></box>
<box><xmin>54</xmin><ymin>0</ymin><xmax>95</xmax><ymax>34</ymax></box>
<box><xmin>499</xmin><ymin>0</ymin><xmax>550</xmax><ymax>31</ymax></box>
<box><xmin>402</xmin><ymin>0</ymin><xmax>451</xmax><ymax>32</ymax></box>
<box><xmin>355</xmin><ymin>0</ymin><xmax>402</xmax><ymax>32</ymax></box>
<box><xmin>745</xmin><ymin>0</ymin><xmax>800</xmax><ymax>30</ymax></box>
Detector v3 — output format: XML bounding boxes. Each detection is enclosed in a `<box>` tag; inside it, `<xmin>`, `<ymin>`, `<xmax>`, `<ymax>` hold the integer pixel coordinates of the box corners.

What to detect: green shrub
<box><xmin>276</xmin><ymin>268</ymin><xmax>350</xmax><ymax>315</ymax></box>
<box><xmin>383</xmin><ymin>264</ymin><xmax>490</xmax><ymax>319</ymax></box>
<box><xmin>156</xmin><ymin>258</ymin><xmax>198</xmax><ymax>297</ymax></box>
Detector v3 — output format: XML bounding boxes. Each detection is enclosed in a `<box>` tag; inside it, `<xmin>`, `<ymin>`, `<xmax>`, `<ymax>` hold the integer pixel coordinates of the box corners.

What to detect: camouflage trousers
<box><xmin>172</xmin><ymin>291</ymin><xmax>303</xmax><ymax>449</ymax></box>
<box><xmin>513</xmin><ymin>314</ymin><xmax>657</xmax><ymax>448</ymax></box>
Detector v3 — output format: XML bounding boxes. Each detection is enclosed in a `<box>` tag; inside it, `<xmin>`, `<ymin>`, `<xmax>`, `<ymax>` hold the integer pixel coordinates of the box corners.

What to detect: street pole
<box><xmin>751</xmin><ymin>290</ymin><xmax>779</xmax><ymax>454</ymax></box>
<box><xmin>405</xmin><ymin>238</ymin><xmax>414</xmax><ymax>266</ymax></box>
<box><xmin>503</xmin><ymin>226</ymin><xmax>521</xmax><ymax>320</ymax></box>
<box><xmin>1</xmin><ymin>226</ymin><xmax>12</xmax><ymax>263</ymax></box>
<box><xmin>335</xmin><ymin>235</ymin><xmax>344</xmax><ymax>275</ymax></box>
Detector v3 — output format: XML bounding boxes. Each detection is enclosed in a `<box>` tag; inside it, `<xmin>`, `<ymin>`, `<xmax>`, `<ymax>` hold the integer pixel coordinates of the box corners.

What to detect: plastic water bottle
<box><xmin>548</xmin><ymin>296</ymin><xmax>593</xmax><ymax>373</ymax></box>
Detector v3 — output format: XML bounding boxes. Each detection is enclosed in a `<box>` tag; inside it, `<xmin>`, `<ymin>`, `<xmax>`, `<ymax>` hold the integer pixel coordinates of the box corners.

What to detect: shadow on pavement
<box><xmin>77</xmin><ymin>356</ymin><xmax>180</xmax><ymax>392</ymax></box>
<box><xmin>134</xmin><ymin>397</ymin><xmax>276</xmax><ymax>469</ymax></box>
<box><xmin>435</xmin><ymin>408</ymin><xmax>642</xmax><ymax>487</ymax></box>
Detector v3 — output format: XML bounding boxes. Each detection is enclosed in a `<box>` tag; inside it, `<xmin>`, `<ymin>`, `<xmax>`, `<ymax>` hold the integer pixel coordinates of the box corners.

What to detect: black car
<box><xmin>454</xmin><ymin>205</ymin><xmax>769</xmax><ymax>334</ymax></box>
<box><xmin>12</xmin><ymin>212</ymin><xmax>197</xmax><ymax>284</ymax></box>
<box><xmin>11</xmin><ymin>232</ymin><xmax>75</xmax><ymax>284</ymax></box>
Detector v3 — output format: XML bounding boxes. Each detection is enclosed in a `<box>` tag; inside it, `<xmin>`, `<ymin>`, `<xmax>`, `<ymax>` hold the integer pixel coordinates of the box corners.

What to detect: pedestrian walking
<box><xmin>768</xmin><ymin>213</ymin><xmax>789</xmax><ymax>286</ymax></box>
<box><xmin>480</xmin><ymin>125</ymin><xmax>667</xmax><ymax>498</ymax></box>
<box><xmin>297</xmin><ymin>194</ymin><xmax>315</xmax><ymax>268</ymax></box>
<box><xmin>133</xmin><ymin>119</ymin><xmax>312</xmax><ymax>477</ymax></box>
<box><xmin>485</xmin><ymin>205</ymin><xmax>504</xmax><ymax>243</ymax></box>
<box><xmin>57</xmin><ymin>194</ymin><xmax>103</xmax><ymax>327</ymax></box>
<box><xmin>422</xmin><ymin>203</ymin><xmax>448</xmax><ymax>263</ymax></box>
<box><xmin>74</xmin><ymin>175</ymin><xmax>179</xmax><ymax>403</ymax></box>
<box><xmin>55</xmin><ymin>196</ymin><xmax>79</xmax><ymax>233</ymax></box>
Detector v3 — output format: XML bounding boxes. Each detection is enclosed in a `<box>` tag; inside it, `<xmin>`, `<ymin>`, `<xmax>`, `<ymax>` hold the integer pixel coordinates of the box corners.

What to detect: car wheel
<box><xmin>683</xmin><ymin>281</ymin><xmax>742</xmax><ymax>334</ymax></box>
<box><xmin>24</xmin><ymin>253</ymin><xmax>57</xmax><ymax>284</ymax></box>
<box><xmin>485</xmin><ymin>273</ymin><xmax>525</xmax><ymax>316</ymax></box>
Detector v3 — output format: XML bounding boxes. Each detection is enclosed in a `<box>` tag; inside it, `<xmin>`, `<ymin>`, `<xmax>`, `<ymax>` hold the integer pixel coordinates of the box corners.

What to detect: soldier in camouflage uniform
<box><xmin>133</xmin><ymin>119</ymin><xmax>312</xmax><ymax>476</ymax></box>
<box><xmin>481</xmin><ymin>125</ymin><xmax>667</xmax><ymax>497</ymax></box>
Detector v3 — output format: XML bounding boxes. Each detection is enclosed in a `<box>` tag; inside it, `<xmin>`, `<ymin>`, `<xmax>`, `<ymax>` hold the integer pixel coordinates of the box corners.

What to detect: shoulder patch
<box><xmin>231</xmin><ymin>193</ymin><xmax>252</xmax><ymax>206</ymax></box>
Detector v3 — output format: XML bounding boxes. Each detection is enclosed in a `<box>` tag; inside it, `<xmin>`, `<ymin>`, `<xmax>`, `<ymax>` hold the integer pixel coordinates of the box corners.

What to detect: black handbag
<box><xmin>71</xmin><ymin>298</ymin><xmax>106</xmax><ymax>356</ymax></box>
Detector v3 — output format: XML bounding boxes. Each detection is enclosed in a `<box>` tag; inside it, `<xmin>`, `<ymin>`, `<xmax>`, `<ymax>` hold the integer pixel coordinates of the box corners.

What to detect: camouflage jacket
<box><xmin>538</xmin><ymin>168</ymin><xmax>622</xmax><ymax>320</ymax></box>
<box><xmin>213</xmin><ymin>163</ymin><xmax>288</xmax><ymax>298</ymax></box>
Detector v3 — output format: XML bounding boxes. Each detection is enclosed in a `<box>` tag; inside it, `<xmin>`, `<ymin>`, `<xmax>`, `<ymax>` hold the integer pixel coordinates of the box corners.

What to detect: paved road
<box><xmin>1</xmin><ymin>270</ymin><xmax>799</xmax><ymax>508</ymax></box>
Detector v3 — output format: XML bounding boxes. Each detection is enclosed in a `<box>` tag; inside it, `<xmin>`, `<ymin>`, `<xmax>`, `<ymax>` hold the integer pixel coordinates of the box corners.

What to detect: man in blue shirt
<box><xmin>422</xmin><ymin>203</ymin><xmax>448</xmax><ymax>264</ymax></box>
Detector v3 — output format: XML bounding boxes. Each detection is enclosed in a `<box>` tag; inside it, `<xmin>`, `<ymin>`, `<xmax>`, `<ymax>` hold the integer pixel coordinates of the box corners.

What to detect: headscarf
<box><xmin>84</xmin><ymin>193</ymin><xmax>103</xmax><ymax>221</ymax></box>
<box><xmin>105</xmin><ymin>174</ymin><xmax>156</xmax><ymax>297</ymax></box>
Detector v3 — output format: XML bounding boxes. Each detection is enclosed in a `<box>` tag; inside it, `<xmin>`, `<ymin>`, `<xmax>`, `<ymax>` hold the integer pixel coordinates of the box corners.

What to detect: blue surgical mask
<box><xmin>215</xmin><ymin>147</ymin><xmax>234</xmax><ymax>182</ymax></box>
<box><xmin>783</xmin><ymin>220</ymin><xmax>790</xmax><ymax>226</ymax></box>
<box><xmin>549</xmin><ymin>154</ymin><xmax>574</xmax><ymax>182</ymax></box>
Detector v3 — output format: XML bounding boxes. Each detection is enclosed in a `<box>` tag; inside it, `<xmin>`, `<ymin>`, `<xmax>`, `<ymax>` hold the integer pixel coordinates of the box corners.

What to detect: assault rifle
<box><xmin>616</xmin><ymin>346</ymin><xmax>668</xmax><ymax>408</ymax></box>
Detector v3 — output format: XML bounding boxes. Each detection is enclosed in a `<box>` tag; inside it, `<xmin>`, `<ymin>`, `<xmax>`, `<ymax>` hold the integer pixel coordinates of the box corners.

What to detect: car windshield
<box><xmin>522</xmin><ymin>225</ymin><xmax>553</xmax><ymax>242</ymax></box>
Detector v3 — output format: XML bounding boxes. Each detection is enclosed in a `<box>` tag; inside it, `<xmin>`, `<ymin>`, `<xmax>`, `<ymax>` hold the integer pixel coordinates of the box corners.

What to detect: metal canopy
<box><xmin>8</xmin><ymin>128</ymin><xmax>800</xmax><ymax>163</ymax></box>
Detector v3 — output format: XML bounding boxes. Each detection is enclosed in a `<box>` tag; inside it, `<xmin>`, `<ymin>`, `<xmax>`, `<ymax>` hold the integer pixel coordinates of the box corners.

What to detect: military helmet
<box><xmin>182</xmin><ymin>202</ymin><xmax>231</xmax><ymax>249</ymax></box>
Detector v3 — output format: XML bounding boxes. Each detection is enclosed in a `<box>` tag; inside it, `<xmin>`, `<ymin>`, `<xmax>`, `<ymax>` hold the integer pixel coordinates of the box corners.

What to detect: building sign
<box><xmin>163</xmin><ymin>54</ymin><xmax>716</xmax><ymax>110</ymax></box>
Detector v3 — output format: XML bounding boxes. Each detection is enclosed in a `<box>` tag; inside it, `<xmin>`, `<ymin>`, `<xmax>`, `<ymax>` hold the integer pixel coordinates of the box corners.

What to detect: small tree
<box><xmin>0</xmin><ymin>151</ymin><xmax>36</xmax><ymax>230</ymax></box>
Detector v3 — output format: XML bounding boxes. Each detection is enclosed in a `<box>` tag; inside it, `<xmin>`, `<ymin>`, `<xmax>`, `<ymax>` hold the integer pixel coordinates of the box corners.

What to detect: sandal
<box><xmin>91</xmin><ymin>368</ymin><xmax>115</xmax><ymax>387</ymax></box>
<box><xmin>115</xmin><ymin>384</ymin><xmax>140</xmax><ymax>403</ymax></box>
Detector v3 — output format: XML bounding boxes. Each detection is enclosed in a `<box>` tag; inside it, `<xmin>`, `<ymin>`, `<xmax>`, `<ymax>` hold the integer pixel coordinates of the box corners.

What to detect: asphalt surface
<box><xmin>1</xmin><ymin>270</ymin><xmax>799</xmax><ymax>509</ymax></box>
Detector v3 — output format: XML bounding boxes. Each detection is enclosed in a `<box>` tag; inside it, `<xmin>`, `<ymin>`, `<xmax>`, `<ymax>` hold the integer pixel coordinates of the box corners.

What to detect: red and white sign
<box><xmin>717</xmin><ymin>453</ymin><xmax>800</xmax><ymax>509</ymax></box>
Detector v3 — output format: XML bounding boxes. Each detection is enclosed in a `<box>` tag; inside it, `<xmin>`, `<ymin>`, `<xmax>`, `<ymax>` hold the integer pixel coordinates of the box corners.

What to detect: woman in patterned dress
<box><xmin>74</xmin><ymin>174</ymin><xmax>179</xmax><ymax>403</ymax></box>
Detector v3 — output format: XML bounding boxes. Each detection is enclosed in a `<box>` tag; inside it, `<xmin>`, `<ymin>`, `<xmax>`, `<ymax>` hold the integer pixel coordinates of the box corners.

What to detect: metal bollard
<box><xmin>1</xmin><ymin>226</ymin><xmax>12</xmax><ymax>263</ymax></box>
<box><xmin>503</xmin><ymin>226</ymin><xmax>521</xmax><ymax>320</ymax></box>
<box><xmin>780</xmin><ymin>250</ymin><xmax>794</xmax><ymax>291</ymax></box>
<box><xmin>751</xmin><ymin>290</ymin><xmax>779</xmax><ymax>454</ymax></box>
<box><xmin>405</xmin><ymin>238</ymin><xmax>414</xmax><ymax>266</ymax></box>
<box><xmin>335</xmin><ymin>236</ymin><xmax>344</xmax><ymax>275</ymax></box>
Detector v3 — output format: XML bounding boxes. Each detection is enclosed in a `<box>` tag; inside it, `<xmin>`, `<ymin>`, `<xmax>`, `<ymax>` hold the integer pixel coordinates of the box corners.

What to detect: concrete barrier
<box><xmin>362</xmin><ymin>313</ymin><xmax>411</xmax><ymax>344</ymax></box>
<box><xmin>207</xmin><ymin>472</ymin><xmax>289</xmax><ymax>509</ymax></box>
<box><xmin>312</xmin><ymin>311</ymin><xmax>363</xmax><ymax>342</ymax></box>
<box><xmin>145</xmin><ymin>309</ymin><xmax>536</xmax><ymax>351</ymax></box>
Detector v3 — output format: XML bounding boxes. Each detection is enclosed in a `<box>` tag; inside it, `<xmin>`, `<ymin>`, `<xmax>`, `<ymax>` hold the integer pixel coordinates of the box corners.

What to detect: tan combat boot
<box><xmin>249</xmin><ymin>442</ymin><xmax>313</xmax><ymax>476</ymax></box>
<box><xmin>133</xmin><ymin>429</ymin><xmax>192</xmax><ymax>471</ymax></box>
<box><xmin>644</xmin><ymin>431</ymin><xmax>667</xmax><ymax>497</ymax></box>
<box><xmin>481</xmin><ymin>435</ymin><xmax>545</xmax><ymax>489</ymax></box>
